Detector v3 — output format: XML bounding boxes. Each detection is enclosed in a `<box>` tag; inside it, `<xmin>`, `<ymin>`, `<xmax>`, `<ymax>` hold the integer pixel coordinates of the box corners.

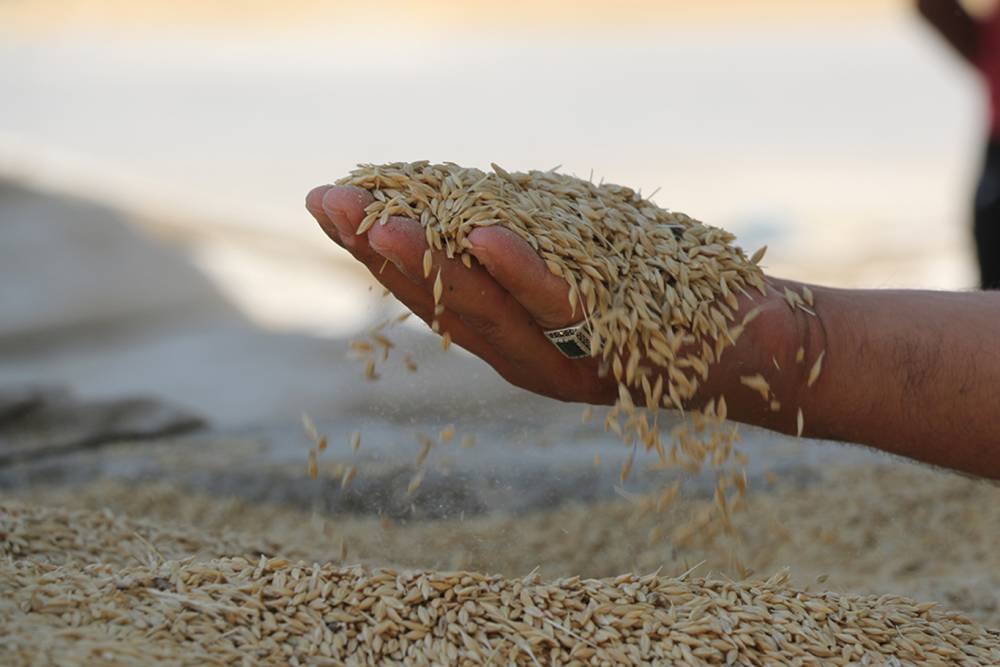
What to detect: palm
<box><xmin>306</xmin><ymin>184</ymin><xmax>796</xmax><ymax>419</ymax></box>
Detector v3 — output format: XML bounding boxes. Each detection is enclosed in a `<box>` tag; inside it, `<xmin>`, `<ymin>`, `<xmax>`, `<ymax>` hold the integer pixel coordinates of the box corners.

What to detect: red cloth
<box><xmin>979</xmin><ymin>8</ymin><xmax>1000</xmax><ymax>136</ymax></box>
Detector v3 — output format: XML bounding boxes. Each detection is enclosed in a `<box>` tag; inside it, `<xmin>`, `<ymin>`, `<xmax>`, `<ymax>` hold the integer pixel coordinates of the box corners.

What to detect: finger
<box><xmin>317</xmin><ymin>187</ymin><xmax>609</xmax><ymax>402</ymax></box>
<box><xmin>368</xmin><ymin>215</ymin><xmax>545</xmax><ymax>364</ymax></box>
<box><xmin>372</xmin><ymin>265</ymin><xmax>516</xmax><ymax>370</ymax></box>
<box><xmin>314</xmin><ymin>188</ymin><xmax>511</xmax><ymax>367</ymax></box>
<box><xmin>466</xmin><ymin>226</ymin><xmax>577</xmax><ymax>329</ymax></box>
<box><xmin>305</xmin><ymin>184</ymin><xmax>338</xmax><ymax>244</ymax></box>
<box><xmin>321</xmin><ymin>185</ymin><xmax>377</xmax><ymax>256</ymax></box>
<box><xmin>368</xmin><ymin>216</ymin><xmax>606</xmax><ymax>400</ymax></box>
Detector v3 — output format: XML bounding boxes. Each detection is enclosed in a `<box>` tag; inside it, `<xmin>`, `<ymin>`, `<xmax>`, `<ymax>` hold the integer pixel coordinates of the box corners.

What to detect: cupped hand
<box><xmin>307</xmin><ymin>184</ymin><xmax>805</xmax><ymax>428</ymax></box>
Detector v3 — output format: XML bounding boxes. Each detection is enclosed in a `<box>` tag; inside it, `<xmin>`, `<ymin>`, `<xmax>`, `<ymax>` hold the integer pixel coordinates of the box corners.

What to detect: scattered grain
<box><xmin>337</xmin><ymin>162</ymin><xmax>818</xmax><ymax>538</ymax></box>
<box><xmin>739</xmin><ymin>374</ymin><xmax>770</xmax><ymax>401</ymax></box>
<box><xmin>808</xmin><ymin>350</ymin><xmax>826</xmax><ymax>388</ymax></box>
<box><xmin>307</xmin><ymin>449</ymin><xmax>318</xmax><ymax>480</ymax></box>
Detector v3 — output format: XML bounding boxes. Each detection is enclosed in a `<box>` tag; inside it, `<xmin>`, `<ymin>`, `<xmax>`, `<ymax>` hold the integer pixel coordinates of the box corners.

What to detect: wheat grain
<box><xmin>433</xmin><ymin>268</ymin><xmax>443</xmax><ymax>304</ymax></box>
<box><xmin>301</xmin><ymin>412</ymin><xmax>320</xmax><ymax>443</ymax></box>
<box><xmin>739</xmin><ymin>373</ymin><xmax>770</xmax><ymax>401</ymax></box>
<box><xmin>808</xmin><ymin>350</ymin><xmax>826</xmax><ymax>388</ymax></box>
<box><xmin>422</xmin><ymin>248</ymin><xmax>433</xmax><ymax>278</ymax></box>
<box><xmin>407</xmin><ymin>469</ymin><xmax>425</xmax><ymax>495</ymax></box>
<box><xmin>340</xmin><ymin>465</ymin><xmax>357</xmax><ymax>489</ymax></box>
<box><xmin>5</xmin><ymin>470</ymin><xmax>1000</xmax><ymax>665</ymax></box>
<box><xmin>307</xmin><ymin>449</ymin><xmax>318</xmax><ymax>480</ymax></box>
<box><xmin>337</xmin><ymin>162</ymin><xmax>819</xmax><ymax>537</ymax></box>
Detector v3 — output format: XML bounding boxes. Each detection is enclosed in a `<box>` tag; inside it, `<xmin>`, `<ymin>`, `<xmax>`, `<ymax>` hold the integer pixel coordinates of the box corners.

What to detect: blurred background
<box><xmin>0</xmin><ymin>0</ymin><xmax>990</xmax><ymax>418</ymax></box>
<box><xmin>1</xmin><ymin>1</ymin><xmax>999</xmax><ymax>619</ymax></box>
<box><xmin>1</xmin><ymin>0</ymin><xmax>993</xmax><ymax>415</ymax></box>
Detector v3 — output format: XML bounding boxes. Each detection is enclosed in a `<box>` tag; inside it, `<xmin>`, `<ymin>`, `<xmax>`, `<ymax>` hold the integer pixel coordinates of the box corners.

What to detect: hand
<box><xmin>307</xmin><ymin>184</ymin><xmax>808</xmax><ymax>431</ymax></box>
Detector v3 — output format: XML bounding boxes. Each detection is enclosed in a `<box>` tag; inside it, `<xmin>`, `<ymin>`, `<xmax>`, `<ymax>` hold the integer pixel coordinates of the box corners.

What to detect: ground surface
<box><xmin>3</xmin><ymin>428</ymin><xmax>998</xmax><ymax>630</ymax></box>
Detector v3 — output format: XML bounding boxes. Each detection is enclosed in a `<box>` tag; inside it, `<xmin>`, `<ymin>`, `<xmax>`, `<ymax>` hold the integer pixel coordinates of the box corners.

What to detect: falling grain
<box><xmin>433</xmin><ymin>269</ymin><xmax>443</xmax><ymax>305</ymax></box>
<box><xmin>407</xmin><ymin>469</ymin><xmax>425</xmax><ymax>495</ymax></box>
<box><xmin>807</xmin><ymin>350</ymin><xmax>826</xmax><ymax>388</ymax></box>
<box><xmin>739</xmin><ymin>374</ymin><xmax>770</xmax><ymax>401</ymax></box>
<box><xmin>349</xmin><ymin>340</ymin><xmax>374</xmax><ymax>354</ymax></box>
<box><xmin>620</xmin><ymin>447</ymin><xmax>636</xmax><ymax>483</ymax></box>
<box><xmin>422</xmin><ymin>248</ymin><xmax>433</xmax><ymax>278</ymax></box>
<box><xmin>338</xmin><ymin>162</ymin><xmax>793</xmax><ymax>535</ymax></box>
<box><xmin>307</xmin><ymin>449</ymin><xmax>318</xmax><ymax>480</ymax></box>
<box><xmin>341</xmin><ymin>465</ymin><xmax>357</xmax><ymax>489</ymax></box>
<box><xmin>301</xmin><ymin>413</ymin><xmax>320</xmax><ymax>444</ymax></box>
<box><xmin>372</xmin><ymin>332</ymin><xmax>395</xmax><ymax>353</ymax></box>
<box><xmin>415</xmin><ymin>433</ymin><xmax>434</xmax><ymax>466</ymax></box>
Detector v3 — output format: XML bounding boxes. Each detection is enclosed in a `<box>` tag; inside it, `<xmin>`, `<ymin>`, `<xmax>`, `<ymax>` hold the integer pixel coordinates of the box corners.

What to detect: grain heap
<box><xmin>11</xmin><ymin>464</ymin><xmax>1000</xmax><ymax>629</ymax></box>
<box><xmin>3</xmin><ymin>501</ymin><xmax>998</xmax><ymax>666</ymax></box>
<box><xmin>337</xmin><ymin>161</ymin><xmax>818</xmax><ymax>517</ymax></box>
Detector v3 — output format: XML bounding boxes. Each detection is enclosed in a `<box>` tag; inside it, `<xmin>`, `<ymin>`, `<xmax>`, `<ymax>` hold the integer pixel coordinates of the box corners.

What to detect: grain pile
<box><xmin>9</xmin><ymin>462</ymin><xmax>1000</xmax><ymax>628</ymax></box>
<box><xmin>336</xmin><ymin>161</ymin><xmax>820</xmax><ymax>521</ymax></box>
<box><xmin>3</xmin><ymin>501</ymin><xmax>998</xmax><ymax>666</ymax></box>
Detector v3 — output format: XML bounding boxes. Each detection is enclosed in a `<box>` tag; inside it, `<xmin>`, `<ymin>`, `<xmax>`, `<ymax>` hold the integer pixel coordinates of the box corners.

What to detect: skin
<box><xmin>916</xmin><ymin>0</ymin><xmax>981</xmax><ymax>64</ymax></box>
<box><xmin>307</xmin><ymin>184</ymin><xmax>1000</xmax><ymax>480</ymax></box>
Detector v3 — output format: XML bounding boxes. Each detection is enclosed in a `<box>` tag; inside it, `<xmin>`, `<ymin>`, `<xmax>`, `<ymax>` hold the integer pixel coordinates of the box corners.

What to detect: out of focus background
<box><xmin>0</xmin><ymin>0</ymin><xmax>991</xmax><ymax>419</ymax></box>
<box><xmin>2</xmin><ymin>0</ymin><xmax>999</xmax><ymax>627</ymax></box>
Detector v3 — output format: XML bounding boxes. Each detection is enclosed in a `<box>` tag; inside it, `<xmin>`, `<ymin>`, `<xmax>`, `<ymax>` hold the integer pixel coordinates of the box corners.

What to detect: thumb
<box><xmin>466</xmin><ymin>226</ymin><xmax>579</xmax><ymax>330</ymax></box>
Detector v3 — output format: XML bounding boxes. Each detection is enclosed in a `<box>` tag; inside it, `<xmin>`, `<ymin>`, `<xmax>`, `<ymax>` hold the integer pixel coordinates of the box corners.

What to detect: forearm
<box><xmin>916</xmin><ymin>0</ymin><xmax>980</xmax><ymax>64</ymax></box>
<box><xmin>798</xmin><ymin>287</ymin><xmax>1000</xmax><ymax>477</ymax></box>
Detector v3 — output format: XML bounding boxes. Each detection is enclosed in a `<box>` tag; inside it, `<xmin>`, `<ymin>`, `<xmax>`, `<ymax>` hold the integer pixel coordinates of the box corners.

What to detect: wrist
<box><xmin>710</xmin><ymin>278</ymin><xmax>825</xmax><ymax>434</ymax></box>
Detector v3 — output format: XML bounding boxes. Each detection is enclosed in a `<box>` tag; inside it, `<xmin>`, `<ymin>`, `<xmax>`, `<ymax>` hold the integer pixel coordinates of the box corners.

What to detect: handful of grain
<box><xmin>337</xmin><ymin>162</ymin><xmax>801</xmax><ymax>519</ymax></box>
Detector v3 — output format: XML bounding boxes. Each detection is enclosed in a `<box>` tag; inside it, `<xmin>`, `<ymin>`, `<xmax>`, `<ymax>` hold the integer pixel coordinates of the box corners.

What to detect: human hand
<box><xmin>307</xmin><ymin>184</ymin><xmax>807</xmax><ymax>430</ymax></box>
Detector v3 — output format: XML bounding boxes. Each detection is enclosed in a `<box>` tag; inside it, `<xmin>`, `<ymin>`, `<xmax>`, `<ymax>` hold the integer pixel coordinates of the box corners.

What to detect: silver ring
<box><xmin>544</xmin><ymin>322</ymin><xmax>592</xmax><ymax>359</ymax></box>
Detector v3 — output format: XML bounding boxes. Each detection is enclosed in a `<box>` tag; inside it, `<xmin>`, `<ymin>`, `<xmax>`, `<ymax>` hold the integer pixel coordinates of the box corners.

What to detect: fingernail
<box><xmin>469</xmin><ymin>244</ymin><xmax>495</xmax><ymax>273</ymax></box>
<box><xmin>305</xmin><ymin>184</ymin><xmax>333</xmax><ymax>218</ymax></box>
<box><xmin>368</xmin><ymin>233</ymin><xmax>411</xmax><ymax>280</ymax></box>
<box><xmin>325</xmin><ymin>207</ymin><xmax>356</xmax><ymax>249</ymax></box>
<box><xmin>368</xmin><ymin>235</ymin><xmax>397</xmax><ymax>262</ymax></box>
